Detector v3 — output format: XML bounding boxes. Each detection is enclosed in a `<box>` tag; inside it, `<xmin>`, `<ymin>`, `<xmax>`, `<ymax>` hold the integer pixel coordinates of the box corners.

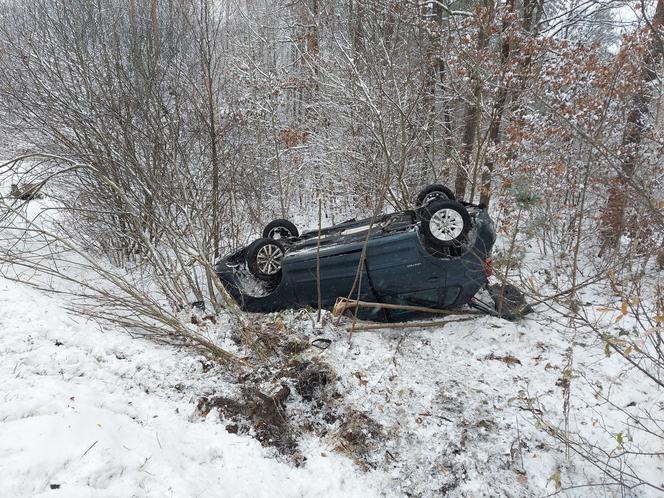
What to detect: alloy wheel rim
<box><xmin>256</xmin><ymin>244</ymin><xmax>284</xmax><ymax>275</ymax></box>
<box><xmin>430</xmin><ymin>208</ymin><xmax>464</xmax><ymax>241</ymax></box>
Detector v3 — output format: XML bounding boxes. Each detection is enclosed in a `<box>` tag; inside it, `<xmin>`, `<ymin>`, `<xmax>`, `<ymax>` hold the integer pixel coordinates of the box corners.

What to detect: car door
<box><xmin>286</xmin><ymin>241</ymin><xmax>375</xmax><ymax>308</ymax></box>
<box><xmin>364</xmin><ymin>232</ymin><xmax>448</xmax><ymax>307</ymax></box>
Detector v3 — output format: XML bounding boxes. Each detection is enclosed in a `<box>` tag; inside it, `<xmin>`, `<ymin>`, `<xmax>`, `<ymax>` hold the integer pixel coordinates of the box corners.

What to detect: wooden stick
<box><xmin>333</xmin><ymin>297</ymin><xmax>485</xmax><ymax>317</ymax></box>
<box><xmin>348</xmin><ymin>317</ymin><xmax>475</xmax><ymax>332</ymax></box>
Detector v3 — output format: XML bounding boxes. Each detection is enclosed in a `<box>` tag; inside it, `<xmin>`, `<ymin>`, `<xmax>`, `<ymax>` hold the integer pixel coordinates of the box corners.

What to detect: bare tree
<box><xmin>600</xmin><ymin>0</ymin><xmax>664</xmax><ymax>253</ymax></box>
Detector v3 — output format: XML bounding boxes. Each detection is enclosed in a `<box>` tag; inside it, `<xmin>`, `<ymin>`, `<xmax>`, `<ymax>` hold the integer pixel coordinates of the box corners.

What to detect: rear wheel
<box><xmin>263</xmin><ymin>219</ymin><xmax>299</xmax><ymax>239</ymax></box>
<box><xmin>246</xmin><ymin>238</ymin><xmax>286</xmax><ymax>281</ymax></box>
<box><xmin>420</xmin><ymin>199</ymin><xmax>471</xmax><ymax>250</ymax></box>
<box><xmin>415</xmin><ymin>184</ymin><xmax>456</xmax><ymax>207</ymax></box>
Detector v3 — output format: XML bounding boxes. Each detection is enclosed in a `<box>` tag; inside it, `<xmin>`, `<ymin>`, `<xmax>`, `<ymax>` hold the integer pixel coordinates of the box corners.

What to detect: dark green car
<box><xmin>215</xmin><ymin>185</ymin><xmax>501</xmax><ymax>321</ymax></box>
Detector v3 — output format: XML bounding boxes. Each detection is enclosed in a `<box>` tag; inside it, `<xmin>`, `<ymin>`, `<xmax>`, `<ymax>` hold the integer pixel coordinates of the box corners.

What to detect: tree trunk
<box><xmin>455</xmin><ymin>0</ymin><xmax>492</xmax><ymax>200</ymax></box>
<box><xmin>150</xmin><ymin>0</ymin><xmax>158</xmax><ymax>55</ymax></box>
<box><xmin>600</xmin><ymin>0</ymin><xmax>664</xmax><ymax>252</ymax></box>
<box><xmin>429</xmin><ymin>1</ymin><xmax>453</xmax><ymax>180</ymax></box>
<box><xmin>479</xmin><ymin>0</ymin><xmax>515</xmax><ymax>207</ymax></box>
<box><xmin>198</xmin><ymin>1</ymin><xmax>221</xmax><ymax>259</ymax></box>
<box><xmin>456</xmin><ymin>82</ymin><xmax>481</xmax><ymax>200</ymax></box>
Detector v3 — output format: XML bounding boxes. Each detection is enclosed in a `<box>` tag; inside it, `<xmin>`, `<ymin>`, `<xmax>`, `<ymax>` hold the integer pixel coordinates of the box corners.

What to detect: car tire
<box><xmin>420</xmin><ymin>199</ymin><xmax>471</xmax><ymax>249</ymax></box>
<box><xmin>415</xmin><ymin>184</ymin><xmax>456</xmax><ymax>207</ymax></box>
<box><xmin>246</xmin><ymin>238</ymin><xmax>286</xmax><ymax>281</ymax></box>
<box><xmin>263</xmin><ymin>219</ymin><xmax>299</xmax><ymax>239</ymax></box>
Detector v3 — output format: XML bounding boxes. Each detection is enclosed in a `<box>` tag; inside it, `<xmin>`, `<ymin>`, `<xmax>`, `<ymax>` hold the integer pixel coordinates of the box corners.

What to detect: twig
<box><xmin>81</xmin><ymin>440</ymin><xmax>98</xmax><ymax>458</ymax></box>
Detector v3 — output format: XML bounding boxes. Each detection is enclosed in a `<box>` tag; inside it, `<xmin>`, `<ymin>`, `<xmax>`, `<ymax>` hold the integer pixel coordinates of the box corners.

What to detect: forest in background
<box><xmin>0</xmin><ymin>0</ymin><xmax>661</xmax><ymax>253</ymax></box>
<box><xmin>0</xmin><ymin>0</ymin><xmax>662</xmax><ymax>494</ymax></box>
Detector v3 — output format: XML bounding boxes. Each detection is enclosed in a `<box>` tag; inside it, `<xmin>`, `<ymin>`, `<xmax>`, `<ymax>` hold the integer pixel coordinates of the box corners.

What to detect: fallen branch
<box><xmin>333</xmin><ymin>297</ymin><xmax>486</xmax><ymax>317</ymax></box>
<box><xmin>347</xmin><ymin>317</ymin><xmax>476</xmax><ymax>332</ymax></box>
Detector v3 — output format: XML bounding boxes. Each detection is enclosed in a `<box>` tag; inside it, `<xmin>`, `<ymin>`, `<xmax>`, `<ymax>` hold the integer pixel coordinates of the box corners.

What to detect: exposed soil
<box><xmin>197</xmin><ymin>334</ymin><xmax>384</xmax><ymax>469</ymax></box>
<box><xmin>197</xmin><ymin>383</ymin><xmax>298</xmax><ymax>456</ymax></box>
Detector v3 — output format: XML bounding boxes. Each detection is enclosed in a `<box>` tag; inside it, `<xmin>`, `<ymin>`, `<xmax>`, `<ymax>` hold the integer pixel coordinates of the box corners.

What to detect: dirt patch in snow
<box><xmin>196</xmin><ymin>353</ymin><xmax>385</xmax><ymax>470</ymax></box>
<box><xmin>197</xmin><ymin>384</ymin><xmax>298</xmax><ymax>457</ymax></box>
<box><xmin>285</xmin><ymin>359</ymin><xmax>336</xmax><ymax>401</ymax></box>
<box><xmin>334</xmin><ymin>409</ymin><xmax>385</xmax><ymax>470</ymax></box>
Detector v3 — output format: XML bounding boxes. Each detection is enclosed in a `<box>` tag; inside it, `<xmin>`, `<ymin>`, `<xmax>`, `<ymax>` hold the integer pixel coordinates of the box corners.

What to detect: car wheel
<box><xmin>415</xmin><ymin>184</ymin><xmax>456</xmax><ymax>207</ymax></box>
<box><xmin>263</xmin><ymin>219</ymin><xmax>299</xmax><ymax>239</ymax></box>
<box><xmin>420</xmin><ymin>199</ymin><xmax>471</xmax><ymax>249</ymax></box>
<box><xmin>246</xmin><ymin>238</ymin><xmax>286</xmax><ymax>281</ymax></box>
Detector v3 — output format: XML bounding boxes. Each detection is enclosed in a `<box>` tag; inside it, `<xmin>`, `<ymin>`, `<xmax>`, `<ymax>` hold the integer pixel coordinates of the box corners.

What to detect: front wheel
<box><xmin>420</xmin><ymin>199</ymin><xmax>471</xmax><ymax>249</ymax></box>
<box><xmin>246</xmin><ymin>238</ymin><xmax>286</xmax><ymax>281</ymax></box>
<box><xmin>263</xmin><ymin>219</ymin><xmax>299</xmax><ymax>240</ymax></box>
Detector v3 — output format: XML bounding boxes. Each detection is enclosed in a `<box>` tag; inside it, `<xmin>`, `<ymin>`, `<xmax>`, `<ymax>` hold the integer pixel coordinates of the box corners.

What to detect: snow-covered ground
<box><xmin>3</xmin><ymin>267</ymin><xmax>662</xmax><ymax>497</ymax></box>
<box><xmin>0</xmin><ymin>278</ymin><xmax>390</xmax><ymax>497</ymax></box>
<box><xmin>1</xmin><ymin>181</ymin><xmax>661</xmax><ymax>497</ymax></box>
<box><xmin>318</xmin><ymin>308</ymin><xmax>663</xmax><ymax>497</ymax></box>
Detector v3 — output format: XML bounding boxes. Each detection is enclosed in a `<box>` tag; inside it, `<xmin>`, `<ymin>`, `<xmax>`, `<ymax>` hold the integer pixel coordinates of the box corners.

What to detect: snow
<box><xmin>1</xmin><ymin>184</ymin><xmax>662</xmax><ymax>497</ymax></box>
<box><xmin>2</xmin><ymin>258</ymin><xmax>663</xmax><ymax>496</ymax></box>
<box><xmin>0</xmin><ymin>278</ymin><xmax>388</xmax><ymax>497</ymax></box>
<box><xmin>310</xmin><ymin>299</ymin><xmax>663</xmax><ymax>497</ymax></box>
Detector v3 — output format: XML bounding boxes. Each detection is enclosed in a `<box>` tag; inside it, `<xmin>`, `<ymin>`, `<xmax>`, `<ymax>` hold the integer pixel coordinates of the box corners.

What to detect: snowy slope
<box><xmin>0</xmin><ymin>278</ymin><xmax>390</xmax><ymax>498</ymax></box>
<box><xmin>3</xmin><ymin>272</ymin><xmax>663</xmax><ymax>497</ymax></box>
<box><xmin>0</xmin><ymin>182</ymin><xmax>661</xmax><ymax>497</ymax></box>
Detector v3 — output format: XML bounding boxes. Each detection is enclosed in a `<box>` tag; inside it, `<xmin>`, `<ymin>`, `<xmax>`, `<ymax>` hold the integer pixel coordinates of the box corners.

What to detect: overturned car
<box><xmin>214</xmin><ymin>185</ymin><xmax>529</xmax><ymax>321</ymax></box>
